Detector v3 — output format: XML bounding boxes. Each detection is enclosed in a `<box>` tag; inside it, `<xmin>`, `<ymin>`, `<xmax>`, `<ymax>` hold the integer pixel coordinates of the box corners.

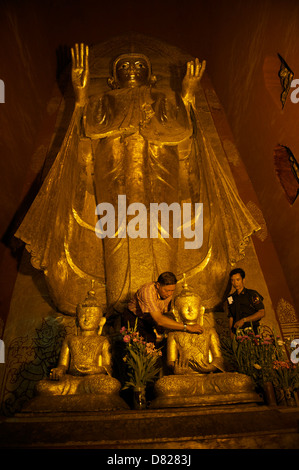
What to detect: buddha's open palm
<box><xmin>71</xmin><ymin>43</ymin><xmax>89</xmax><ymax>104</ymax></box>
<box><xmin>182</xmin><ymin>58</ymin><xmax>206</xmax><ymax>101</ymax></box>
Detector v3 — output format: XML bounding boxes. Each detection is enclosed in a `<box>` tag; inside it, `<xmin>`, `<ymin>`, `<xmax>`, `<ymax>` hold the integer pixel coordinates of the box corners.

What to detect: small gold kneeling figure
<box><xmin>36</xmin><ymin>289</ymin><xmax>120</xmax><ymax>396</ymax></box>
<box><xmin>168</xmin><ymin>277</ymin><xmax>225</xmax><ymax>374</ymax></box>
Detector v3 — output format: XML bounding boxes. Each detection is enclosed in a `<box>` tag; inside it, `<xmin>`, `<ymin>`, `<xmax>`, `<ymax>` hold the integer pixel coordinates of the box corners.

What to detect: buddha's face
<box><xmin>116</xmin><ymin>57</ymin><xmax>149</xmax><ymax>88</ymax></box>
<box><xmin>77</xmin><ymin>306</ymin><xmax>102</xmax><ymax>331</ymax></box>
<box><xmin>177</xmin><ymin>298</ymin><xmax>202</xmax><ymax>324</ymax></box>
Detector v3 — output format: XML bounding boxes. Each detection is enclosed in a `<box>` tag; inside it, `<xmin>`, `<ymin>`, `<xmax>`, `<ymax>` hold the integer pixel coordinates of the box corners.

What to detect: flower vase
<box><xmin>284</xmin><ymin>388</ymin><xmax>297</xmax><ymax>407</ymax></box>
<box><xmin>133</xmin><ymin>386</ymin><xmax>146</xmax><ymax>410</ymax></box>
<box><xmin>263</xmin><ymin>381</ymin><xmax>277</xmax><ymax>406</ymax></box>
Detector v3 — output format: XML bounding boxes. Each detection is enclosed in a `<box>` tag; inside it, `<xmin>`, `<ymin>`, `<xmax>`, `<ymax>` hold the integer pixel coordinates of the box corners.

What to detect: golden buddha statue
<box><xmin>168</xmin><ymin>276</ymin><xmax>225</xmax><ymax>374</ymax></box>
<box><xmin>152</xmin><ymin>278</ymin><xmax>262</xmax><ymax>408</ymax></box>
<box><xmin>15</xmin><ymin>35</ymin><xmax>260</xmax><ymax>319</ymax></box>
<box><xmin>33</xmin><ymin>288</ymin><xmax>128</xmax><ymax>411</ymax></box>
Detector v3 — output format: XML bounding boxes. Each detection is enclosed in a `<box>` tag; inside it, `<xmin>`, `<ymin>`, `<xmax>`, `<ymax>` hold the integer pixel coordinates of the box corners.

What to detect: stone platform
<box><xmin>0</xmin><ymin>404</ymin><xmax>299</xmax><ymax>449</ymax></box>
<box><xmin>151</xmin><ymin>372</ymin><xmax>262</xmax><ymax>408</ymax></box>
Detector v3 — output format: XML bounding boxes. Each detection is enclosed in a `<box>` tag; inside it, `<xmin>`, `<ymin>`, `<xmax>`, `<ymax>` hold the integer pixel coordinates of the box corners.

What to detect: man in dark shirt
<box><xmin>227</xmin><ymin>268</ymin><xmax>265</xmax><ymax>337</ymax></box>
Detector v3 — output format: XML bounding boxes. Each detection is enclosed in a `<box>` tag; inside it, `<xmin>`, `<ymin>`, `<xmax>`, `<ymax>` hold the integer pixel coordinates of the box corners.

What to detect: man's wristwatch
<box><xmin>183</xmin><ymin>323</ymin><xmax>187</xmax><ymax>332</ymax></box>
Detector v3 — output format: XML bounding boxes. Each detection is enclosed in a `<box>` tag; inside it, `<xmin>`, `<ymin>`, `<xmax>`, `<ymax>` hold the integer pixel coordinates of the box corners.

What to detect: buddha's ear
<box><xmin>198</xmin><ymin>306</ymin><xmax>205</xmax><ymax>326</ymax></box>
<box><xmin>98</xmin><ymin>317</ymin><xmax>106</xmax><ymax>335</ymax></box>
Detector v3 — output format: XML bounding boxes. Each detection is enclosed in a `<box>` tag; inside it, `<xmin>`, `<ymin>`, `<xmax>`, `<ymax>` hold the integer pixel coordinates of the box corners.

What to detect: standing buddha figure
<box><xmin>15</xmin><ymin>37</ymin><xmax>260</xmax><ymax>319</ymax></box>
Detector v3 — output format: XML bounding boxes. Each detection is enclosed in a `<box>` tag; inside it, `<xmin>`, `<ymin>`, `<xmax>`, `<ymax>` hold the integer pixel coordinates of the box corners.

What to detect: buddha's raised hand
<box><xmin>182</xmin><ymin>58</ymin><xmax>206</xmax><ymax>102</ymax></box>
<box><xmin>71</xmin><ymin>43</ymin><xmax>89</xmax><ymax>105</ymax></box>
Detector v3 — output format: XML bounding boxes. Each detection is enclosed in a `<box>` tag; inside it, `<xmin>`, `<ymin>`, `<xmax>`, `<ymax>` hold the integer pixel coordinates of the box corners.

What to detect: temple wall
<box><xmin>0</xmin><ymin>0</ymin><xmax>57</xmax><ymax>333</ymax></box>
<box><xmin>203</xmin><ymin>0</ymin><xmax>299</xmax><ymax>315</ymax></box>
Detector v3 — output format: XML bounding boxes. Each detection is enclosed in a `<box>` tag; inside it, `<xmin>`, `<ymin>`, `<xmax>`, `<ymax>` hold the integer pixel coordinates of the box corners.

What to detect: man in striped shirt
<box><xmin>124</xmin><ymin>272</ymin><xmax>203</xmax><ymax>343</ymax></box>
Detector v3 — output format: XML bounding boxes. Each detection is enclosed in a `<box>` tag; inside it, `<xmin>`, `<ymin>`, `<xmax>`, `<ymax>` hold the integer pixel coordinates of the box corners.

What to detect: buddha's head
<box><xmin>76</xmin><ymin>289</ymin><xmax>105</xmax><ymax>333</ymax></box>
<box><xmin>108</xmin><ymin>53</ymin><xmax>156</xmax><ymax>89</ymax></box>
<box><xmin>173</xmin><ymin>276</ymin><xmax>204</xmax><ymax>326</ymax></box>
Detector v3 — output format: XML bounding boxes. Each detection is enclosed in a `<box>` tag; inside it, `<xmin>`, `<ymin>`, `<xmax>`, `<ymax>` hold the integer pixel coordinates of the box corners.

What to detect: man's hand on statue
<box><xmin>187</xmin><ymin>324</ymin><xmax>204</xmax><ymax>334</ymax></box>
<box><xmin>49</xmin><ymin>366</ymin><xmax>66</xmax><ymax>381</ymax></box>
<box><xmin>182</xmin><ymin>58</ymin><xmax>206</xmax><ymax>101</ymax></box>
<box><xmin>71</xmin><ymin>42</ymin><xmax>89</xmax><ymax>105</ymax></box>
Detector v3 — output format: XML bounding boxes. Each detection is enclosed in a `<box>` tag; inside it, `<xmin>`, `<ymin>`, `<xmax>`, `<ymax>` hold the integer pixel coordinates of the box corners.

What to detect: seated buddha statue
<box><xmin>167</xmin><ymin>276</ymin><xmax>225</xmax><ymax>374</ymax></box>
<box><xmin>34</xmin><ymin>288</ymin><xmax>128</xmax><ymax>410</ymax></box>
<box><xmin>151</xmin><ymin>276</ymin><xmax>262</xmax><ymax>408</ymax></box>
